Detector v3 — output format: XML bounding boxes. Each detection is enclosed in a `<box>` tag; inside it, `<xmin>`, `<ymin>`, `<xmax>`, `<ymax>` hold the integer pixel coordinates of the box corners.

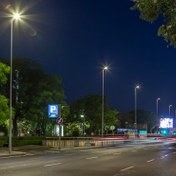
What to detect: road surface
<box><xmin>0</xmin><ymin>141</ymin><xmax>176</xmax><ymax>176</ymax></box>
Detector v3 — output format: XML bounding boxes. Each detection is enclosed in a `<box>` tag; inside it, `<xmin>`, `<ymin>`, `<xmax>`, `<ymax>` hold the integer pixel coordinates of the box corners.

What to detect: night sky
<box><xmin>0</xmin><ymin>0</ymin><xmax>176</xmax><ymax>116</ymax></box>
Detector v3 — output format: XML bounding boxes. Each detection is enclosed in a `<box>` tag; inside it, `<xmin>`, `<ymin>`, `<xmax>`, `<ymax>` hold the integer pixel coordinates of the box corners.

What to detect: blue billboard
<box><xmin>48</xmin><ymin>104</ymin><xmax>59</xmax><ymax>118</ymax></box>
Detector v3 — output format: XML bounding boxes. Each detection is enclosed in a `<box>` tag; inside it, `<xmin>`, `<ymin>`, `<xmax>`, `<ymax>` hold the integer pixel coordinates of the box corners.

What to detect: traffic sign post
<box><xmin>56</xmin><ymin>117</ymin><xmax>63</xmax><ymax>150</ymax></box>
<box><xmin>56</xmin><ymin>117</ymin><xmax>63</xmax><ymax>125</ymax></box>
<box><xmin>48</xmin><ymin>104</ymin><xmax>59</xmax><ymax>118</ymax></box>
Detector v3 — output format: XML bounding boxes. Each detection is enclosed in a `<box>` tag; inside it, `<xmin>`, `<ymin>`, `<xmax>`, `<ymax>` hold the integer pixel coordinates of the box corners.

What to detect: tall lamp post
<box><xmin>80</xmin><ymin>114</ymin><xmax>85</xmax><ymax>136</ymax></box>
<box><xmin>156</xmin><ymin>98</ymin><xmax>160</xmax><ymax>123</ymax></box>
<box><xmin>102</xmin><ymin>66</ymin><xmax>108</xmax><ymax>138</ymax></box>
<box><xmin>169</xmin><ymin>105</ymin><xmax>172</xmax><ymax>117</ymax></box>
<box><xmin>9</xmin><ymin>13</ymin><xmax>22</xmax><ymax>153</ymax></box>
<box><xmin>134</xmin><ymin>85</ymin><xmax>140</xmax><ymax>137</ymax></box>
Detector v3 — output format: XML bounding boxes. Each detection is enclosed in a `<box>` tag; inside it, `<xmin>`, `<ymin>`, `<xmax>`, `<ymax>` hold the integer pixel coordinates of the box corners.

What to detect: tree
<box><xmin>26</xmin><ymin>75</ymin><xmax>66</xmax><ymax>136</ymax></box>
<box><xmin>68</xmin><ymin>95</ymin><xmax>119</xmax><ymax>136</ymax></box>
<box><xmin>0</xmin><ymin>57</ymin><xmax>45</xmax><ymax>136</ymax></box>
<box><xmin>137</xmin><ymin>109</ymin><xmax>155</xmax><ymax>131</ymax></box>
<box><xmin>12</xmin><ymin>58</ymin><xmax>46</xmax><ymax>136</ymax></box>
<box><xmin>0</xmin><ymin>62</ymin><xmax>10</xmax><ymax>85</ymax></box>
<box><xmin>1</xmin><ymin>57</ymin><xmax>66</xmax><ymax>136</ymax></box>
<box><xmin>0</xmin><ymin>95</ymin><xmax>9</xmax><ymax>126</ymax></box>
<box><xmin>131</xmin><ymin>0</ymin><xmax>176</xmax><ymax>47</ymax></box>
<box><xmin>0</xmin><ymin>62</ymin><xmax>10</xmax><ymax>132</ymax></box>
<box><xmin>119</xmin><ymin>109</ymin><xmax>155</xmax><ymax>132</ymax></box>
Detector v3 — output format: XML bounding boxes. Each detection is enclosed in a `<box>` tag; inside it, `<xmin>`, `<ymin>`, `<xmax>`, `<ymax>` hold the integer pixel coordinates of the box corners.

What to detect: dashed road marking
<box><xmin>120</xmin><ymin>166</ymin><xmax>134</xmax><ymax>172</ymax></box>
<box><xmin>147</xmin><ymin>159</ymin><xmax>155</xmax><ymax>163</ymax></box>
<box><xmin>44</xmin><ymin>163</ymin><xmax>62</xmax><ymax>167</ymax></box>
<box><xmin>86</xmin><ymin>156</ymin><xmax>98</xmax><ymax>160</ymax></box>
<box><xmin>25</xmin><ymin>153</ymin><xmax>34</xmax><ymax>156</ymax></box>
<box><xmin>2</xmin><ymin>163</ymin><xmax>28</xmax><ymax>169</ymax></box>
<box><xmin>160</xmin><ymin>156</ymin><xmax>165</xmax><ymax>159</ymax></box>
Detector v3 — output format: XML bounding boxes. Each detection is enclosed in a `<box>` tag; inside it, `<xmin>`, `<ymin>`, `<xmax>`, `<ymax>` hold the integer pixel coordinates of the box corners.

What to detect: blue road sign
<box><xmin>56</xmin><ymin>117</ymin><xmax>63</xmax><ymax>125</ymax></box>
<box><xmin>48</xmin><ymin>104</ymin><xmax>59</xmax><ymax>118</ymax></box>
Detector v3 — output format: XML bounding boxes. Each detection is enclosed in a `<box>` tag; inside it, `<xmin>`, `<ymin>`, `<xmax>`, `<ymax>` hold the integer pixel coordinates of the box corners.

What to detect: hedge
<box><xmin>0</xmin><ymin>136</ymin><xmax>44</xmax><ymax>147</ymax></box>
<box><xmin>12</xmin><ymin>136</ymin><xmax>44</xmax><ymax>146</ymax></box>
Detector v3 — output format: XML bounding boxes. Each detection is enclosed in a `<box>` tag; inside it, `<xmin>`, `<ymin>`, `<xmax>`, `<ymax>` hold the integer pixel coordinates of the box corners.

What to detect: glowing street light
<box><xmin>134</xmin><ymin>84</ymin><xmax>140</xmax><ymax>137</ymax></box>
<box><xmin>13</xmin><ymin>13</ymin><xmax>21</xmax><ymax>20</ymax></box>
<box><xmin>102</xmin><ymin>65</ymin><xmax>108</xmax><ymax>138</ymax></box>
<box><xmin>9</xmin><ymin>12</ymin><xmax>22</xmax><ymax>154</ymax></box>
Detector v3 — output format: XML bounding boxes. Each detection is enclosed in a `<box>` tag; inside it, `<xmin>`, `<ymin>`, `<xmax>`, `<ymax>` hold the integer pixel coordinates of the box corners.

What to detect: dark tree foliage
<box><xmin>119</xmin><ymin>109</ymin><xmax>155</xmax><ymax>131</ymax></box>
<box><xmin>1</xmin><ymin>57</ymin><xmax>66</xmax><ymax>136</ymax></box>
<box><xmin>68</xmin><ymin>95</ymin><xmax>118</xmax><ymax>135</ymax></box>
<box><xmin>131</xmin><ymin>0</ymin><xmax>176</xmax><ymax>47</ymax></box>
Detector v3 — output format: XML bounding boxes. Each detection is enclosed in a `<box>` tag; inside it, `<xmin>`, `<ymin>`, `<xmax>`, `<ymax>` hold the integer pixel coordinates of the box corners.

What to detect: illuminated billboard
<box><xmin>159</xmin><ymin>118</ymin><xmax>173</xmax><ymax>128</ymax></box>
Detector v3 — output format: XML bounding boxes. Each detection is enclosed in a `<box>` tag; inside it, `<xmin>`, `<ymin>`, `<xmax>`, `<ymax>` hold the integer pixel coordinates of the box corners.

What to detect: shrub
<box><xmin>12</xmin><ymin>136</ymin><xmax>44</xmax><ymax>147</ymax></box>
<box><xmin>0</xmin><ymin>140</ymin><xmax>4</xmax><ymax>147</ymax></box>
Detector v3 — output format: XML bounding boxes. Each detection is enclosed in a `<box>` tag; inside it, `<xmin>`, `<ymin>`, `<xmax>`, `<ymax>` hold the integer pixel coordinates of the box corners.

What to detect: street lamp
<box><xmin>102</xmin><ymin>65</ymin><xmax>108</xmax><ymax>138</ymax></box>
<box><xmin>134</xmin><ymin>84</ymin><xmax>140</xmax><ymax>137</ymax></box>
<box><xmin>9</xmin><ymin>12</ymin><xmax>22</xmax><ymax>153</ymax></box>
<box><xmin>169</xmin><ymin>105</ymin><xmax>172</xmax><ymax>117</ymax></box>
<box><xmin>156</xmin><ymin>97</ymin><xmax>160</xmax><ymax>123</ymax></box>
<box><xmin>80</xmin><ymin>114</ymin><xmax>85</xmax><ymax>136</ymax></box>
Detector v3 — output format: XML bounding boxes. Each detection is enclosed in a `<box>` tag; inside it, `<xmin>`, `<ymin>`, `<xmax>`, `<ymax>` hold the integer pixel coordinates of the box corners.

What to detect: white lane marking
<box><xmin>160</xmin><ymin>154</ymin><xmax>168</xmax><ymax>160</ymax></box>
<box><xmin>44</xmin><ymin>163</ymin><xmax>62</xmax><ymax>167</ymax></box>
<box><xmin>160</xmin><ymin>156</ymin><xmax>165</xmax><ymax>159</ymax></box>
<box><xmin>25</xmin><ymin>153</ymin><xmax>34</xmax><ymax>156</ymax></box>
<box><xmin>86</xmin><ymin>156</ymin><xmax>98</xmax><ymax>160</ymax></box>
<box><xmin>6</xmin><ymin>164</ymin><xmax>27</xmax><ymax>169</ymax></box>
<box><xmin>120</xmin><ymin>166</ymin><xmax>134</xmax><ymax>172</ymax></box>
<box><xmin>147</xmin><ymin>159</ymin><xmax>155</xmax><ymax>163</ymax></box>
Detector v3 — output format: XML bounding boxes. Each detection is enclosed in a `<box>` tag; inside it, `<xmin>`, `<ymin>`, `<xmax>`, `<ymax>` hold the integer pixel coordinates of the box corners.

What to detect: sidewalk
<box><xmin>0</xmin><ymin>138</ymin><xmax>171</xmax><ymax>157</ymax></box>
<box><xmin>0</xmin><ymin>149</ymin><xmax>26</xmax><ymax>157</ymax></box>
<box><xmin>0</xmin><ymin>145</ymin><xmax>50</xmax><ymax>157</ymax></box>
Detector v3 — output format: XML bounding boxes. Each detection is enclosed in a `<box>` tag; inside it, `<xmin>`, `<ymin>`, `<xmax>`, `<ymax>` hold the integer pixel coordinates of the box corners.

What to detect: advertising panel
<box><xmin>159</xmin><ymin>118</ymin><xmax>173</xmax><ymax>128</ymax></box>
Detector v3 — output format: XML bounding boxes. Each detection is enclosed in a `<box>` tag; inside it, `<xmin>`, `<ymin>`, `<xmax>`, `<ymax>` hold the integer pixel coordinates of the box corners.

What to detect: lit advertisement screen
<box><xmin>159</xmin><ymin>118</ymin><xmax>173</xmax><ymax>128</ymax></box>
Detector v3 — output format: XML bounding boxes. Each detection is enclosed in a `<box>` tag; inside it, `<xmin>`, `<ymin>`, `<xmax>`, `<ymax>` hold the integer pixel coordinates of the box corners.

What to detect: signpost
<box><xmin>110</xmin><ymin>126</ymin><xmax>115</xmax><ymax>135</ymax></box>
<box><xmin>56</xmin><ymin>116</ymin><xmax>63</xmax><ymax>150</ymax></box>
<box><xmin>56</xmin><ymin>117</ymin><xmax>63</xmax><ymax>125</ymax></box>
<box><xmin>47</xmin><ymin>104</ymin><xmax>63</xmax><ymax>150</ymax></box>
<box><xmin>48</xmin><ymin>104</ymin><xmax>59</xmax><ymax>118</ymax></box>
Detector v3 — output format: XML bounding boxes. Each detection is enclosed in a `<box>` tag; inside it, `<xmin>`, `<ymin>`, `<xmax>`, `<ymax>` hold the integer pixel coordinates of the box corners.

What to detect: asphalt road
<box><xmin>0</xmin><ymin>142</ymin><xmax>176</xmax><ymax>176</ymax></box>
